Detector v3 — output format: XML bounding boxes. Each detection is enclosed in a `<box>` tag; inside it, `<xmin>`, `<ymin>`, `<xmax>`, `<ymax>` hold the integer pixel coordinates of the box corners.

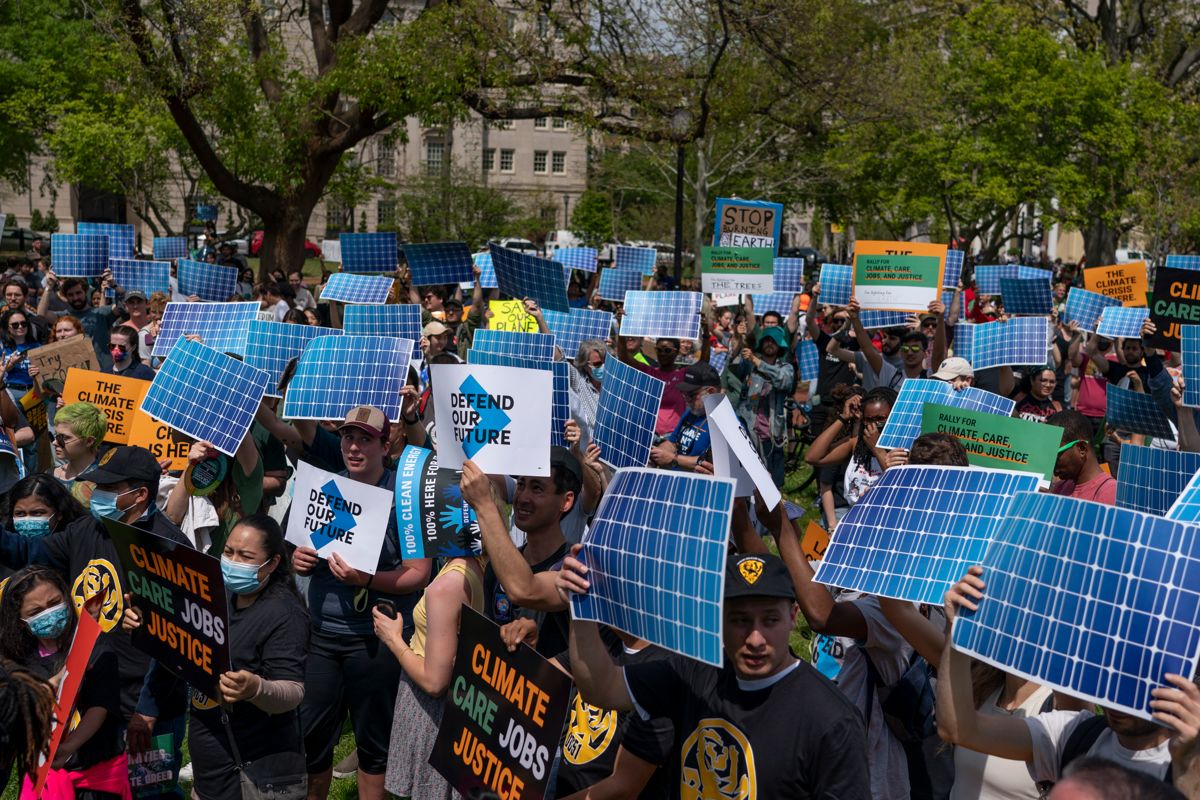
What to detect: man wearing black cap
<box><xmin>649</xmin><ymin>361</ymin><xmax>723</xmax><ymax>472</ymax></box>
<box><xmin>557</xmin><ymin>548</ymin><xmax>870</xmax><ymax>797</ymax></box>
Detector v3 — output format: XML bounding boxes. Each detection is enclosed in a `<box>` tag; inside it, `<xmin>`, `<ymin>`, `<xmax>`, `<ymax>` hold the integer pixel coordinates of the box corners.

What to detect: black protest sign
<box><xmin>1148</xmin><ymin>266</ymin><xmax>1200</xmax><ymax>351</ymax></box>
<box><xmin>430</xmin><ymin>606</ymin><xmax>572</xmax><ymax>800</ymax></box>
<box><xmin>395</xmin><ymin>445</ymin><xmax>481</xmax><ymax>560</ymax></box>
<box><xmin>105</xmin><ymin>519</ymin><xmax>231</xmax><ymax>692</ymax></box>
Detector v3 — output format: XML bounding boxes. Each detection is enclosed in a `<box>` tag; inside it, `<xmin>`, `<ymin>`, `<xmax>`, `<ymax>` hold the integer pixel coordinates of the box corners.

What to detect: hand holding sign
<box><xmin>284</xmin><ymin>461</ymin><xmax>393</xmax><ymax>574</ymax></box>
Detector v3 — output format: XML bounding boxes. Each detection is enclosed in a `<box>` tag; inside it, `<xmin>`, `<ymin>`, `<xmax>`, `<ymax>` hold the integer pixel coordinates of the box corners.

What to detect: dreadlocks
<box><xmin>853</xmin><ymin>387</ymin><xmax>898</xmax><ymax>466</ymax></box>
<box><xmin>0</xmin><ymin>657</ymin><xmax>55</xmax><ymax>784</ymax></box>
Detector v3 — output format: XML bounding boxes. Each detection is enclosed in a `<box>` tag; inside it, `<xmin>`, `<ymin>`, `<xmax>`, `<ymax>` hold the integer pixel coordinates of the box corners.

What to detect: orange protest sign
<box><xmin>128</xmin><ymin>410</ymin><xmax>192</xmax><ymax>470</ymax></box>
<box><xmin>802</xmin><ymin>520</ymin><xmax>830</xmax><ymax>562</ymax></box>
<box><xmin>1084</xmin><ymin>262</ymin><xmax>1149</xmax><ymax>307</ymax></box>
<box><xmin>61</xmin><ymin>368</ymin><xmax>151</xmax><ymax>444</ymax></box>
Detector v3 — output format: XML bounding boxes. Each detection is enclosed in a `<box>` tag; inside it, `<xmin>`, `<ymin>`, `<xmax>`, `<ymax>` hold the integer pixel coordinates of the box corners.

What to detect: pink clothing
<box><xmin>641</xmin><ymin>364</ymin><xmax>687</xmax><ymax>436</ymax></box>
<box><xmin>1072</xmin><ymin>473</ymin><xmax>1117</xmax><ymax>505</ymax></box>
<box><xmin>23</xmin><ymin>753</ymin><xmax>131</xmax><ymax>800</ymax></box>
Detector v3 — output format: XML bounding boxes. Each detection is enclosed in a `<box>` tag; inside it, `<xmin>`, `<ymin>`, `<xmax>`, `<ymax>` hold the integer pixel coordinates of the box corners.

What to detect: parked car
<box><xmin>1</xmin><ymin>227</ymin><xmax>50</xmax><ymax>253</ymax></box>
<box><xmin>249</xmin><ymin>230</ymin><xmax>322</xmax><ymax>258</ymax></box>
<box><xmin>779</xmin><ymin>246</ymin><xmax>823</xmax><ymax>266</ymax></box>
<box><xmin>498</xmin><ymin>237</ymin><xmax>540</xmax><ymax>256</ymax></box>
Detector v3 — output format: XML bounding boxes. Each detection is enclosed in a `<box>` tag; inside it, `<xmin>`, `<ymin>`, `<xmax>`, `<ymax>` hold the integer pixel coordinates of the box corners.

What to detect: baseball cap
<box><xmin>423</xmin><ymin>321</ymin><xmax>450</xmax><ymax>337</ymax></box>
<box><xmin>338</xmin><ymin>405</ymin><xmax>390</xmax><ymax>439</ymax></box>
<box><xmin>677</xmin><ymin>362</ymin><xmax>722</xmax><ymax>395</ymax></box>
<box><xmin>443</xmin><ymin>298</ymin><xmax>464</xmax><ymax>310</ymax></box>
<box><xmin>80</xmin><ymin>446</ymin><xmax>163</xmax><ymax>486</ymax></box>
<box><xmin>550</xmin><ymin>446</ymin><xmax>583</xmax><ymax>484</ymax></box>
<box><xmin>725</xmin><ymin>553</ymin><xmax>796</xmax><ymax>601</ymax></box>
<box><xmin>124</xmin><ymin>290</ymin><xmax>148</xmax><ymax>302</ymax></box>
<box><xmin>933</xmin><ymin>356</ymin><xmax>974</xmax><ymax>381</ymax></box>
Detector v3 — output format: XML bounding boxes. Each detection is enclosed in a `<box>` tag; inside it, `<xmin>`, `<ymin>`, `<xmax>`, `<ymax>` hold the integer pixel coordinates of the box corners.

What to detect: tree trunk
<box><xmin>1083</xmin><ymin>217</ymin><xmax>1118</xmax><ymax>268</ymax></box>
<box><xmin>691</xmin><ymin>139</ymin><xmax>709</xmax><ymax>269</ymax></box>
<box><xmin>257</xmin><ymin>208</ymin><xmax>310</xmax><ymax>282</ymax></box>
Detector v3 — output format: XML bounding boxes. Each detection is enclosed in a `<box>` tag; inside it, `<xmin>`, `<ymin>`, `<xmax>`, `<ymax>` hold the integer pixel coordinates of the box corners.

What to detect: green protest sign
<box><xmin>852</xmin><ymin>240</ymin><xmax>946</xmax><ymax>312</ymax></box>
<box><xmin>700</xmin><ymin>246</ymin><xmax>774</xmax><ymax>294</ymax></box>
<box><xmin>920</xmin><ymin>402</ymin><xmax>1062</xmax><ymax>482</ymax></box>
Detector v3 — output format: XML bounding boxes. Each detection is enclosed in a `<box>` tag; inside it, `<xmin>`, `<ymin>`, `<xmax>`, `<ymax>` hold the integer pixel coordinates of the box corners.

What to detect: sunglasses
<box><xmin>900</xmin><ymin>344</ymin><xmax>924</xmax><ymax>353</ymax></box>
<box><xmin>8</xmin><ymin>321</ymin><xmax>27</xmax><ymax>329</ymax></box>
<box><xmin>111</xmin><ymin>344</ymin><xmax>129</xmax><ymax>353</ymax></box>
<box><xmin>1056</xmin><ymin>439</ymin><xmax>1082</xmax><ymax>454</ymax></box>
<box><xmin>54</xmin><ymin>433</ymin><xmax>80</xmax><ymax>447</ymax></box>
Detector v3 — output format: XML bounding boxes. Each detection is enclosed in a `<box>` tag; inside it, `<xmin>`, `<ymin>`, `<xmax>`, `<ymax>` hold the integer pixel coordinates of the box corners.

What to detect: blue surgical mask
<box><xmin>590</xmin><ymin>364</ymin><xmax>605</xmax><ymax>383</ymax></box>
<box><xmin>24</xmin><ymin>602</ymin><xmax>69</xmax><ymax>639</ymax></box>
<box><xmin>221</xmin><ymin>556</ymin><xmax>267</xmax><ymax>595</ymax></box>
<box><xmin>90</xmin><ymin>488</ymin><xmax>135</xmax><ymax>521</ymax></box>
<box><xmin>13</xmin><ymin>516</ymin><xmax>53</xmax><ymax>537</ymax></box>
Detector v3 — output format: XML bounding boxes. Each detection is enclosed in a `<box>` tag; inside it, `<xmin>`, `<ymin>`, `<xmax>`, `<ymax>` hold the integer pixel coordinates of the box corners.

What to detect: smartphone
<box><xmin>373</xmin><ymin>599</ymin><xmax>396</xmax><ymax>619</ymax></box>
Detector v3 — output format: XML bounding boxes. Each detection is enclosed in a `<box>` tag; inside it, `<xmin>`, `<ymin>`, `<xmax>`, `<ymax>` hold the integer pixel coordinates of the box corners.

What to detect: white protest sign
<box><xmin>703</xmin><ymin>394</ymin><xmax>781</xmax><ymax>509</ymax></box>
<box><xmin>285</xmin><ymin>461</ymin><xmax>394</xmax><ymax>573</ymax></box>
<box><xmin>430</xmin><ymin>363</ymin><xmax>552</xmax><ymax>476</ymax></box>
<box><xmin>710</xmin><ymin>293</ymin><xmax>741</xmax><ymax>308</ymax></box>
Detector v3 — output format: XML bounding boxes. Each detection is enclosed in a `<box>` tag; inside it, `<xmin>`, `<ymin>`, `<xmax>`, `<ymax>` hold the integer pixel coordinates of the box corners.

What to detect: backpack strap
<box><xmin>1035</xmin><ymin>714</ymin><xmax>1108</xmax><ymax>797</ymax></box>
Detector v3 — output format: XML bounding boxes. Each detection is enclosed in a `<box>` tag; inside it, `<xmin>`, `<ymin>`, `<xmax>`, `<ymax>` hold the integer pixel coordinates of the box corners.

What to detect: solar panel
<box><xmin>340</xmin><ymin>232</ymin><xmax>398</xmax><ymax>274</ymax></box>
<box><xmin>152</xmin><ymin>236</ymin><xmax>188</xmax><ymax>260</ymax></box>
<box><xmin>320</xmin><ymin>273</ymin><xmax>393</xmax><ymax>304</ymax></box>
<box><xmin>542</xmin><ymin>308</ymin><xmax>613</xmax><ymax>358</ymax></box>
<box><xmin>473</xmin><ymin>251</ymin><xmax>497</xmax><ymax>289</ymax></box>
<box><xmin>953</xmin><ymin>322</ymin><xmax>975</xmax><ymax>362</ymax></box>
<box><xmin>942</xmin><ymin>289</ymin><xmax>959</xmax><ymax>320</ymax></box>
<box><xmin>749</xmin><ymin>292</ymin><xmax>795</xmax><ymax>317</ymax></box>
<box><xmin>152</xmin><ymin>301</ymin><xmax>261</xmax><ymax>358</ymax></box>
<box><xmin>814</xmin><ymin>466</ymin><xmax>1040</xmax><ymax>605</ymax></box>
<box><xmin>401</xmin><ymin>242</ymin><xmax>473</xmax><ymax>286</ymax></box>
<box><xmin>594</xmin><ymin>358</ymin><xmax>664</xmax><ymax>469</ymax></box>
<box><xmin>1063</xmin><ymin>287</ymin><xmax>1122</xmax><ymax>333</ymax></box>
<box><xmin>597</xmin><ymin>269</ymin><xmax>643</xmax><ymax>302</ymax></box>
<box><xmin>141</xmin><ymin>337</ymin><xmax>270</xmax><ymax>456</ymax></box>
<box><xmin>773</xmin><ymin>258</ymin><xmax>806</xmax><ymax>292</ymax></box>
<box><xmin>109</xmin><ymin>259</ymin><xmax>171</xmax><ymax>298</ymax></box>
<box><xmin>1105</xmin><ymin>384</ymin><xmax>1174</xmax><ymax>439</ymax></box>
<box><xmin>614</xmin><ymin>245</ymin><xmax>657</xmax><ymax>275</ymax></box>
<box><xmin>1018</xmin><ymin>265</ymin><xmax>1053</xmax><ymax>282</ymax></box>
<box><xmin>797</xmin><ymin>339</ymin><xmax>820</xmax><ymax>381</ymax></box>
<box><xmin>177</xmin><ymin>258</ymin><xmax>238</xmax><ymax>302</ymax></box>
<box><xmin>1114</xmin><ymin>444</ymin><xmax>1200</xmax><ymax>517</ymax></box>
<box><xmin>471</xmin><ymin>329</ymin><xmax>556</xmax><ymax>362</ymax></box>
<box><xmin>619</xmin><ymin>291</ymin><xmax>702</xmax><ymax>340</ymax></box>
<box><xmin>50</xmin><ymin>234</ymin><xmax>108</xmax><ymax>277</ymax></box>
<box><xmin>244</xmin><ymin>320</ymin><xmax>343</xmax><ymax>398</ymax></box>
<box><xmin>860</xmin><ymin>310</ymin><xmax>912</xmax><ymax>330</ymax></box>
<box><xmin>343</xmin><ymin>304</ymin><xmax>423</xmax><ymax>361</ymax></box>
<box><xmin>943</xmin><ymin>250</ymin><xmax>965</xmax><ymax>289</ymax></box>
<box><xmin>572</xmin><ymin>468</ymin><xmax>735</xmax><ymax>666</ymax></box>
<box><xmin>1165</xmin><ymin>254</ymin><xmax>1200</xmax><ymax>271</ymax></box>
<box><xmin>1183</xmin><ymin>326</ymin><xmax>1200</xmax><ymax>408</ymax></box>
<box><xmin>77</xmin><ymin>222</ymin><xmax>135</xmax><ymax>259</ymax></box>
<box><xmin>877</xmin><ymin>378</ymin><xmax>1016</xmax><ymax>450</ymax></box>
<box><xmin>818</xmin><ymin>263</ymin><xmax>852</xmax><ymax>306</ymax></box>
<box><xmin>1166</xmin><ymin>468</ymin><xmax>1200</xmax><ymax>522</ymax></box>
<box><xmin>467</xmin><ymin>349</ymin><xmax>570</xmax><ymax>448</ymax></box>
<box><xmin>488</xmin><ymin>244</ymin><xmax>570</xmax><ymax>313</ymax></box>
<box><xmin>952</xmin><ymin>490</ymin><xmax>1200</xmax><ymax>720</ymax></box>
<box><xmin>552</xmin><ymin>247</ymin><xmax>599</xmax><ymax>273</ymax></box>
<box><xmin>973</xmin><ymin>264</ymin><xmax>1018</xmax><ymax>294</ymax></box>
<box><xmin>709</xmin><ymin>350</ymin><xmax>729</xmax><ymax>374</ymax></box>
<box><xmin>967</xmin><ymin>316</ymin><xmax>1052</xmax><ymax>370</ymax></box>
<box><xmin>282</xmin><ymin>334</ymin><xmax>412</xmax><ymax>420</ymax></box>
<box><xmin>1096</xmin><ymin>306</ymin><xmax>1149</xmax><ymax>339</ymax></box>
<box><xmin>998</xmin><ymin>278</ymin><xmax>1053</xmax><ymax>315</ymax></box>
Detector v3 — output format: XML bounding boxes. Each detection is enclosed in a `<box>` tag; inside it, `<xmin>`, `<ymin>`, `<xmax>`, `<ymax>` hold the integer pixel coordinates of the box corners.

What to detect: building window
<box><xmin>534</xmin><ymin>117</ymin><xmax>547</xmax><ymax>129</ymax></box>
<box><xmin>377</xmin><ymin>200</ymin><xmax>396</xmax><ymax>228</ymax></box>
<box><xmin>505</xmin><ymin>11</ymin><xmax>516</xmax><ymax>32</ymax></box>
<box><xmin>552</xmin><ymin>117</ymin><xmax>566</xmax><ymax>129</ymax></box>
<box><xmin>376</xmin><ymin>140</ymin><xmax>395</xmax><ymax>178</ymax></box>
<box><xmin>551</xmin><ymin>151</ymin><xmax>566</xmax><ymax>174</ymax></box>
<box><xmin>492</xmin><ymin>119</ymin><xmax>514</xmax><ymax>130</ymax></box>
<box><xmin>326</xmin><ymin>201</ymin><xmax>351</xmax><ymax>234</ymax></box>
<box><xmin>537</xmin><ymin>13</ymin><xmax>549</xmax><ymax>37</ymax></box>
<box><xmin>500</xmin><ymin>149</ymin><xmax>514</xmax><ymax>172</ymax></box>
<box><xmin>425</xmin><ymin>141</ymin><xmax>444</xmax><ymax>175</ymax></box>
<box><xmin>483</xmin><ymin>148</ymin><xmax>495</xmax><ymax>171</ymax></box>
<box><xmin>533</xmin><ymin>151</ymin><xmax>548</xmax><ymax>173</ymax></box>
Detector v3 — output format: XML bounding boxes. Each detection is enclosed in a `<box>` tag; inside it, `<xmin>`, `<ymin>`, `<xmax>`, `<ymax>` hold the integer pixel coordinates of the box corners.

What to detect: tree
<box><xmin>391</xmin><ymin>167</ymin><xmax>519</xmax><ymax>249</ymax></box>
<box><xmin>570</xmin><ymin>190</ymin><xmax>613</xmax><ymax>246</ymax></box>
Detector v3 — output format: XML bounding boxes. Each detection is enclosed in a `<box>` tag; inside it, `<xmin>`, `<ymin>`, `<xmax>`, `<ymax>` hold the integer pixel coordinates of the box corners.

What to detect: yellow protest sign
<box><xmin>1084</xmin><ymin>262</ymin><xmax>1149</xmax><ymax>307</ymax></box>
<box><xmin>18</xmin><ymin>388</ymin><xmax>47</xmax><ymax>438</ymax></box>
<box><xmin>61</xmin><ymin>368</ymin><xmax>151</xmax><ymax>444</ymax></box>
<box><xmin>802</xmin><ymin>520</ymin><xmax>830</xmax><ymax>562</ymax></box>
<box><xmin>127</xmin><ymin>411</ymin><xmax>192</xmax><ymax>471</ymax></box>
<box><xmin>489</xmin><ymin>300</ymin><xmax>538</xmax><ymax>333</ymax></box>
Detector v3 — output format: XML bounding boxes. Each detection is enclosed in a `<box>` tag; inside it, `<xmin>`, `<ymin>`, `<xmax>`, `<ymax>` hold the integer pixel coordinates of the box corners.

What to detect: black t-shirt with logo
<box><xmin>624</xmin><ymin>655</ymin><xmax>871</xmax><ymax>799</ymax></box>
<box><xmin>484</xmin><ymin>542</ymin><xmax>570</xmax><ymax>658</ymax></box>
<box><xmin>31</xmin><ymin>637</ymin><xmax>124</xmax><ymax>771</ymax></box>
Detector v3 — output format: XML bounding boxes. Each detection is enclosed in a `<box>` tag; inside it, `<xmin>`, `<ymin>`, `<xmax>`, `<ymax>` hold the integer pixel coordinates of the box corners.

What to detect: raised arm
<box><xmin>805</xmin><ymin>284</ymin><xmax>822</xmax><ymax>340</ymax></box>
<box><xmin>846</xmin><ymin>298</ymin><xmax>882</xmax><ymax>376</ymax></box>
<box><xmin>877</xmin><ymin>597</ymin><xmax>944</xmax><ymax>664</ymax></box>
<box><xmin>557</xmin><ymin>549</ymin><xmax>634</xmax><ymax>712</ymax></box>
<box><xmin>929</xmin><ymin>298</ymin><xmax>948</xmax><ymax>371</ymax></box>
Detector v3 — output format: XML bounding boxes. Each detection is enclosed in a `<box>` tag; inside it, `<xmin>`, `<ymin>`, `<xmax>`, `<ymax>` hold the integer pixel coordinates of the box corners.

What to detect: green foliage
<box><xmin>391</xmin><ymin>168</ymin><xmax>520</xmax><ymax>248</ymax></box>
<box><xmin>570</xmin><ymin>191</ymin><xmax>614</xmax><ymax>246</ymax></box>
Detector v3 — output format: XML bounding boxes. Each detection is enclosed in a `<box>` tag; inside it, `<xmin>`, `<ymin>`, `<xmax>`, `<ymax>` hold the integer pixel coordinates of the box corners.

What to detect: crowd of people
<box><xmin>0</xmin><ymin>240</ymin><xmax>1197</xmax><ymax>800</ymax></box>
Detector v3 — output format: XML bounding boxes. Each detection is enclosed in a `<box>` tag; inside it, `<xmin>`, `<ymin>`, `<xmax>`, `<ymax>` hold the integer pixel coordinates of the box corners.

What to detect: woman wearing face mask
<box><xmin>1</xmin><ymin>475</ymin><xmax>87</xmax><ymax>578</ymax></box>
<box><xmin>0</xmin><ymin>566</ymin><xmax>127</xmax><ymax>799</ymax></box>
<box><xmin>51</xmin><ymin>402</ymin><xmax>106</xmax><ymax>505</ymax></box>
<box><xmin>123</xmin><ymin>514</ymin><xmax>309</xmax><ymax>799</ymax></box>
<box><xmin>567</xmin><ymin>339</ymin><xmax>605</xmax><ymax>447</ymax></box>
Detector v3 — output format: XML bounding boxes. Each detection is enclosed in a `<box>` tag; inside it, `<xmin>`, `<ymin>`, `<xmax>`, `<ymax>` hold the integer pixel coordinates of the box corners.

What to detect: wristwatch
<box><xmin>670</xmin><ymin>457</ymin><xmax>679</xmax><ymax>468</ymax></box>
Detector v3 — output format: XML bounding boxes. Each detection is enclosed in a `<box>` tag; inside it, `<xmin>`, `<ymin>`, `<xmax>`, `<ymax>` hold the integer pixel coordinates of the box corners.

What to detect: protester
<box><xmin>805</xmin><ymin>387</ymin><xmax>897</xmax><ymax>512</ymax></box>
<box><xmin>164</xmin><ymin>434</ymin><xmax>262</xmax><ymax>555</ymax></box>
<box><xmin>104</xmin><ymin>326</ymin><xmax>155</xmax><ymax>380</ymax></box>
<box><xmin>38</xmin><ymin>272</ymin><xmax>117</xmax><ymax>365</ymax></box>
<box><xmin>0</xmin><ymin>658</ymin><xmax>55</xmax><ymax>789</ymax></box>
<box><xmin>1012</xmin><ymin>366</ymin><xmax>1064</xmax><ymax>422</ymax></box>
<box><xmin>51</xmin><ymin>401</ymin><xmax>106</xmax><ymax>504</ymax></box>
<box><xmin>567</xmin><ymin>338</ymin><xmax>605</xmax><ymax>446</ymax></box>
<box><xmin>0</xmin><ymin>308</ymin><xmax>40</xmax><ymax>397</ymax></box>
<box><xmin>649</xmin><ymin>361</ymin><xmax>724</xmax><ymax>472</ymax></box>
<box><xmin>1046</xmin><ymin>409</ymin><xmax>1115</xmax><ymax>503</ymax></box>
<box><xmin>289</xmin><ymin>270</ymin><xmax>317</xmax><ymax>310</ymax></box>
<box><xmin>727</xmin><ymin>324</ymin><xmax>796</xmax><ymax>486</ymax></box>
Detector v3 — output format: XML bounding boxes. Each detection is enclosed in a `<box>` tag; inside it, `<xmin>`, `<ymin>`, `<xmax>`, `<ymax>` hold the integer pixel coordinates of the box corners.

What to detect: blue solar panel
<box><xmin>141</xmin><ymin>337</ymin><xmax>269</xmax><ymax>456</ymax></box>
<box><xmin>472</xmin><ymin>329</ymin><xmax>556</xmax><ymax>363</ymax></box>
<box><xmin>998</xmin><ymin>278</ymin><xmax>1053</xmax><ymax>316</ymax></box>
<box><xmin>321</xmin><ymin>273</ymin><xmax>393</xmax><ymax>304</ymax></box>
<box><xmin>943</xmin><ymin>250</ymin><xmax>965</xmax><ymax>289</ymax></box>
<box><xmin>749</xmin><ymin>292</ymin><xmax>795</xmax><ymax>317</ymax></box>
<box><xmin>1096</xmin><ymin>306</ymin><xmax>1148</xmax><ymax>339</ymax></box>
<box><xmin>818</xmin><ymin>263</ymin><xmax>852</xmax><ymax>306</ymax></box>
<box><xmin>597</xmin><ymin>269</ymin><xmax>642</xmax><ymax>302</ymax></box>
<box><xmin>177</xmin><ymin>258</ymin><xmax>238</xmax><ymax>302</ymax></box>
<box><xmin>877</xmin><ymin>378</ymin><xmax>1016</xmax><ymax>450</ymax></box>
<box><xmin>953</xmin><ymin>490</ymin><xmax>1200</xmax><ymax>720</ymax></box>
<box><xmin>109</xmin><ymin>259</ymin><xmax>171</xmax><ymax>297</ymax></box>
<box><xmin>797</xmin><ymin>339</ymin><xmax>820</xmax><ymax>381</ymax></box>
<box><xmin>340</xmin><ymin>232</ymin><xmax>398</xmax><ymax>274</ymax></box>
<box><xmin>343</xmin><ymin>304</ymin><xmax>422</xmax><ymax>361</ymax></box>
<box><xmin>1166</xmin><ymin>254</ymin><xmax>1200</xmax><ymax>271</ymax></box>
<box><xmin>709</xmin><ymin>351</ymin><xmax>728</xmax><ymax>374</ymax></box>
<box><xmin>773</xmin><ymin>258</ymin><xmax>806</xmax><ymax>292</ymax></box>
<box><xmin>152</xmin><ymin>236</ymin><xmax>188</xmax><ymax>260</ymax></box>
<box><xmin>953</xmin><ymin>322</ymin><xmax>975</xmax><ymax>362</ymax></box>
<box><xmin>473</xmin><ymin>251</ymin><xmax>497</xmax><ymax>289</ymax></box>
<box><xmin>1063</xmin><ymin>287</ymin><xmax>1122</xmax><ymax>333</ymax></box>
<box><xmin>1105</xmin><ymin>384</ymin><xmax>1174</xmax><ymax>439</ymax></box>
<box><xmin>467</xmin><ymin>349</ymin><xmax>570</xmax><ymax>448</ymax></box>
<box><xmin>152</xmin><ymin>301</ymin><xmax>261</xmax><ymax>358</ymax></box>
<box><xmin>282</xmin><ymin>334</ymin><xmax>412</xmax><ymax>420</ymax></box>
<box><xmin>619</xmin><ymin>291</ymin><xmax>702</xmax><ymax>340</ymax></box>
<box><xmin>614</xmin><ymin>245</ymin><xmax>657</xmax><ymax>275</ymax></box>
<box><xmin>1183</xmin><ymin>326</ymin><xmax>1200</xmax><ymax>408</ymax></box>
<box><xmin>51</xmin><ymin>234</ymin><xmax>108</xmax><ymax>277</ymax></box>
<box><xmin>973</xmin><ymin>264</ymin><xmax>1018</xmax><ymax>295</ymax></box>
<box><xmin>859</xmin><ymin>310</ymin><xmax>912</xmax><ymax>330</ymax></box>
<box><xmin>77</xmin><ymin>222</ymin><xmax>135</xmax><ymax>259</ymax></box>
<box><xmin>967</xmin><ymin>316</ymin><xmax>1052</xmax><ymax>370</ymax></box>
<box><xmin>402</xmin><ymin>242</ymin><xmax>473</xmax><ymax>286</ymax></box>
<box><xmin>1166</xmin><ymin>468</ymin><xmax>1200</xmax><ymax>522</ymax></box>
<box><xmin>243</xmin><ymin>320</ymin><xmax>343</xmax><ymax>398</ymax></box>
<box><xmin>488</xmin><ymin>244</ymin><xmax>570</xmax><ymax>313</ymax></box>
<box><xmin>594</xmin><ymin>358</ymin><xmax>664</xmax><ymax>469</ymax></box>
<box><xmin>1115</xmin><ymin>444</ymin><xmax>1200</xmax><ymax>516</ymax></box>
<box><xmin>572</xmin><ymin>468</ymin><xmax>735</xmax><ymax>666</ymax></box>
<box><xmin>552</xmin><ymin>247</ymin><xmax>599</xmax><ymax>273</ymax></box>
<box><xmin>543</xmin><ymin>308</ymin><xmax>613</xmax><ymax>358</ymax></box>
<box><xmin>942</xmin><ymin>289</ymin><xmax>959</xmax><ymax>320</ymax></box>
<box><xmin>814</xmin><ymin>466</ymin><xmax>1040</xmax><ymax>605</ymax></box>
<box><xmin>1018</xmin><ymin>265</ymin><xmax>1053</xmax><ymax>282</ymax></box>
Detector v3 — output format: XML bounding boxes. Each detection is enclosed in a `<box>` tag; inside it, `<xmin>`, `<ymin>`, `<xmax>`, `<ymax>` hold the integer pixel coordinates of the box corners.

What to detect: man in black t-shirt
<box><xmin>557</xmin><ymin>550</ymin><xmax>870</xmax><ymax>798</ymax></box>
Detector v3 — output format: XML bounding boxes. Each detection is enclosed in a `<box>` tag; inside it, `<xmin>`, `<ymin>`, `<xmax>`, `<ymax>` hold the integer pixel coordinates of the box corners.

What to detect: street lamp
<box><xmin>670</xmin><ymin>108</ymin><xmax>692</xmax><ymax>285</ymax></box>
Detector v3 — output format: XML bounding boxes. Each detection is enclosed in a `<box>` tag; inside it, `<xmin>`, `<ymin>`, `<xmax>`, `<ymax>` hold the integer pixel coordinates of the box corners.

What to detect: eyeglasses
<box><xmin>54</xmin><ymin>433</ymin><xmax>80</xmax><ymax>447</ymax></box>
<box><xmin>900</xmin><ymin>344</ymin><xmax>924</xmax><ymax>353</ymax></box>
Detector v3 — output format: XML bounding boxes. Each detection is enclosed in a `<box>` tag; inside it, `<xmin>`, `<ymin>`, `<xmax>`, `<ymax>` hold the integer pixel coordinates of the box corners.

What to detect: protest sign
<box><xmin>489</xmin><ymin>300</ymin><xmax>539</xmax><ymax>333</ymax></box>
<box><xmin>61</xmin><ymin>368</ymin><xmax>150</xmax><ymax>443</ymax></box>
<box><xmin>284</xmin><ymin>460</ymin><xmax>394</xmax><ymax>574</ymax></box>
<box><xmin>920</xmin><ymin>402</ymin><xmax>1061</xmax><ymax>483</ymax></box>
<box><xmin>395</xmin><ymin>445</ymin><xmax>481</xmax><ymax>560</ymax></box>
<box><xmin>431</xmin><ymin>363</ymin><xmax>552</xmax><ymax>475</ymax></box>
<box><xmin>105</xmin><ymin>519</ymin><xmax>231</xmax><ymax>692</ymax></box>
<box><xmin>1084</xmin><ymin>261</ymin><xmax>1149</xmax><ymax>307</ymax></box>
<box><xmin>28</xmin><ymin>336</ymin><xmax>97</xmax><ymax>395</ymax></box>
<box><xmin>128</xmin><ymin>733</ymin><xmax>178</xmax><ymax>797</ymax></box>
<box><xmin>802</xmin><ymin>520</ymin><xmax>830</xmax><ymax>562</ymax></box>
<box><xmin>1147</xmin><ymin>266</ymin><xmax>1200</xmax><ymax>351</ymax></box>
<box><xmin>852</xmin><ymin>240</ymin><xmax>947</xmax><ymax>312</ymax></box>
<box><xmin>127</xmin><ymin>410</ymin><xmax>192</xmax><ymax>471</ymax></box>
<box><xmin>33</xmin><ymin>612</ymin><xmax>103</xmax><ymax>796</ymax></box>
<box><xmin>430</xmin><ymin>606</ymin><xmax>572</xmax><ymax>800</ymax></box>
<box><xmin>713</xmin><ymin>198</ymin><xmax>784</xmax><ymax>252</ymax></box>
<box><xmin>703</xmin><ymin>394</ymin><xmax>781</xmax><ymax>509</ymax></box>
<box><xmin>699</xmin><ymin>246</ymin><xmax>775</xmax><ymax>294</ymax></box>
<box><xmin>18</xmin><ymin>387</ymin><xmax>46</xmax><ymax>438</ymax></box>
